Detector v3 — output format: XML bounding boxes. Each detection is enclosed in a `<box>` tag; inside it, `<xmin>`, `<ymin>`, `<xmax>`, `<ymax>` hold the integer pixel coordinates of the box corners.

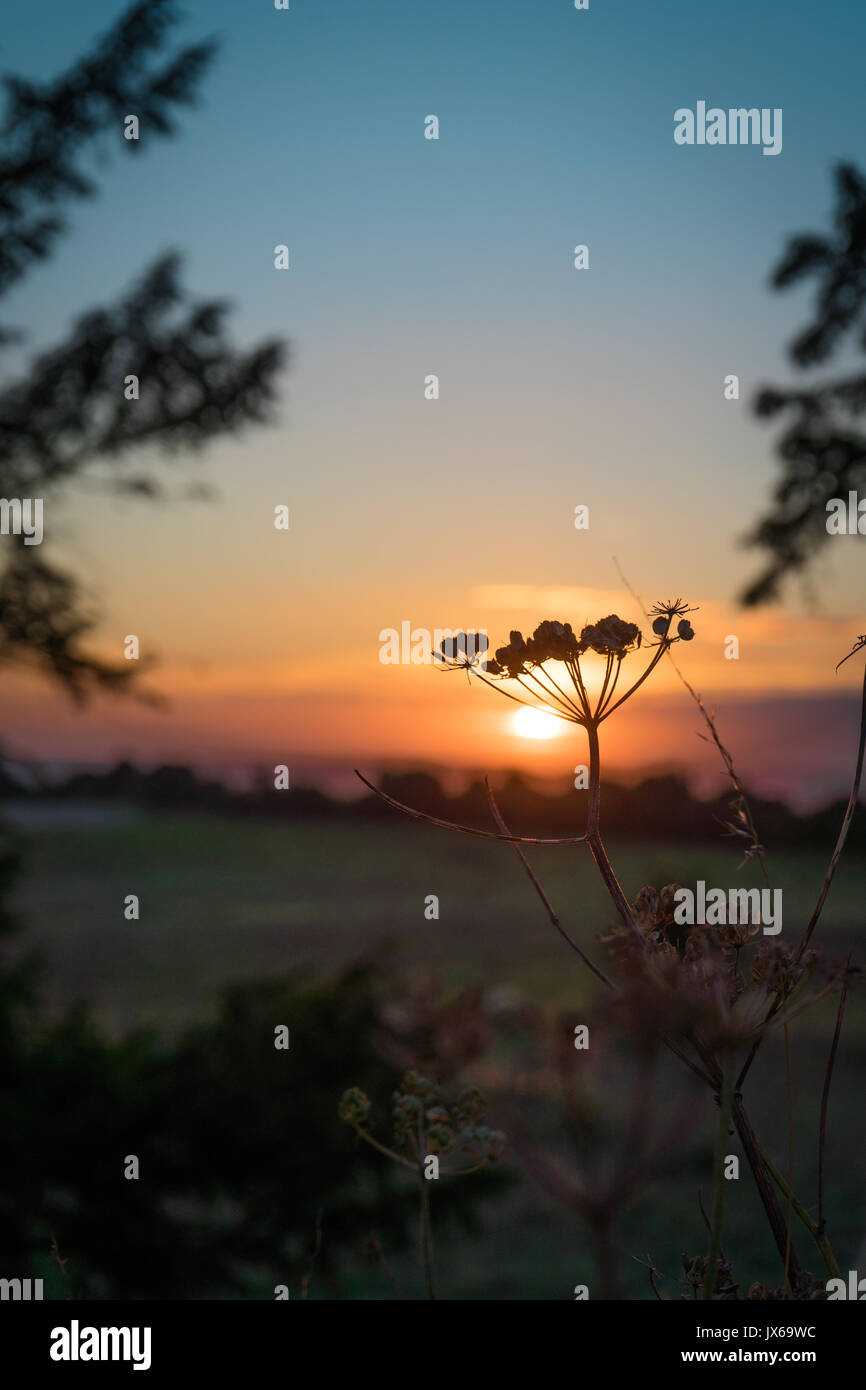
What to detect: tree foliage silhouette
<box><xmin>0</xmin><ymin>0</ymin><xmax>286</xmax><ymax>697</ymax></box>
<box><xmin>743</xmin><ymin>163</ymin><xmax>866</xmax><ymax>605</ymax></box>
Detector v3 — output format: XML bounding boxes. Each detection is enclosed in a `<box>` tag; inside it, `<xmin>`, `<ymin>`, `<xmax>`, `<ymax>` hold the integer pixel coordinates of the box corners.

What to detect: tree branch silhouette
<box><xmin>743</xmin><ymin>163</ymin><xmax>866</xmax><ymax>605</ymax></box>
<box><xmin>0</xmin><ymin>0</ymin><xmax>287</xmax><ymax>699</ymax></box>
<box><xmin>0</xmin><ymin>553</ymin><xmax>160</xmax><ymax>703</ymax></box>
<box><xmin>0</xmin><ymin>254</ymin><xmax>285</xmax><ymax>498</ymax></box>
<box><xmin>0</xmin><ymin>0</ymin><xmax>216</xmax><ymax>300</ymax></box>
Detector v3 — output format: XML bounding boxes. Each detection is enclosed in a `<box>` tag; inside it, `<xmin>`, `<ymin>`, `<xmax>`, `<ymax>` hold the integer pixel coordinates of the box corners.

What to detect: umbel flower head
<box><xmin>438</xmin><ymin>602</ymin><xmax>697</xmax><ymax>728</ymax></box>
<box><xmin>650</xmin><ymin>598</ymin><xmax>697</xmax><ymax>643</ymax></box>
<box><xmin>580</xmin><ymin>615</ymin><xmax>642</xmax><ymax>657</ymax></box>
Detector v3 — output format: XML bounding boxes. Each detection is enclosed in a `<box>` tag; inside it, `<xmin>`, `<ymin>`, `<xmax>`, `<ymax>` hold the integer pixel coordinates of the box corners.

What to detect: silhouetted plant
<box><xmin>360</xmin><ymin>606</ymin><xmax>864</xmax><ymax>1297</ymax></box>
<box><xmin>340</xmin><ymin>1071</ymin><xmax>504</xmax><ymax>1299</ymax></box>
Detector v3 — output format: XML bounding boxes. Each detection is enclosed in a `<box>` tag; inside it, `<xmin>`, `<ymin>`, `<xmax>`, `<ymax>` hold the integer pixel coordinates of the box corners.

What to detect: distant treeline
<box><xmin>1</xmin><ymin>759</ymin><xmax>862</xmax><ymax>851</ymax></box>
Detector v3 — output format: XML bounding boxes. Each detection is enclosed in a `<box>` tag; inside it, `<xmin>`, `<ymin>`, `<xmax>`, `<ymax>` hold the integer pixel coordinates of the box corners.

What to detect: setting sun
<box><xmin>512</xmin><ymin>706</ymin><xmax>563</xmax><ymax>740</ymax></box>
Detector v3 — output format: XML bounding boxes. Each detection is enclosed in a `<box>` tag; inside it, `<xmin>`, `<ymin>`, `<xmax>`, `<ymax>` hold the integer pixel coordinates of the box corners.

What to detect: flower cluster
<box><xmin>679</xmin><ymin>1255</ymin><xmax>829</xmax><ymax>1301</ymax></box>
<box><xmin>483</xmin><ymin>615</ymin><xmax>643</xmax><ymax>676</ymax></box>
<box><xmin>392</xmin><ymin>1073</ymin><xmax>505</xmax><ymax>1163</ymax></box>
<box><xmin>339</xmin><ymin>1071</ymin><xmax>505</xmax><ymax>1173</ymax></box>
<box><xmin>611</xmin><ymin>885</ymin><xmax>841</xmax><ymax>1053</ymax></box>
<box><xmin>437</xmin><ymin>632</ymin><xmax>489</xmax><ymax>665</ymax></box>
<box><xmin>338</xmin><ymin>1086</ymin><xmax>372</xmax><ymax>1128</ymax></box>
<box><xmin>580</xmin><ymin>615</ymin><xmax>642</xmax><ymax>657</ymax></box>
<box><xmin>437</xmin><ymin>602</ymin><xmax>698</xmax><ymax>727</ymax></box>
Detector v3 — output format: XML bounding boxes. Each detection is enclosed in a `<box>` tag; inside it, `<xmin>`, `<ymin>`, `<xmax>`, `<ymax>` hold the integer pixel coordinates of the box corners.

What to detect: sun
<box><xmin>512</xmin><ymin>706</ymin><xmax>562</xmax><ymax>740</ymax></box>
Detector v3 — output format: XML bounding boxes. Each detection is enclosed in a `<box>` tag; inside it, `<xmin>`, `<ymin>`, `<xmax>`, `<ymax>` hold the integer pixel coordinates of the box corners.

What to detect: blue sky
<box><xmin>5</xmin><ymin>1</ymin><xmax>863</xmax><ymax>597</ymax></box>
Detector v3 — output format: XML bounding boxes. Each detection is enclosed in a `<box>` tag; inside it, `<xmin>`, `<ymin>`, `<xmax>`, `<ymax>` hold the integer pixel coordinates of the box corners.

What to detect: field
<box><xmin>7</xmin><ymin>809</ymin><xmax>866</xmax><ymax>1299</ymax></box>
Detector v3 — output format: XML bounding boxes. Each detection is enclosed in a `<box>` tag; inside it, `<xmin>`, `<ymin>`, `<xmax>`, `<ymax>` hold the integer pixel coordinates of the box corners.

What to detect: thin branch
<box><xmin>835</xmin><ymin>634</ymin><xmax>866</xmax><ymax>672</ymax></box>
<box><xmin>417</xmin><ymin>1111</ymin><xmax>436</xmax><ymax>1299</ymax></box>
<box><xmin>739</xmin><ymin>648</ymin><xmax>865</xmax><ymax>1090</ymax></box>
<box><xmin>612</xmin><ymin>555</ymin><xmax>769</xmax><ymax>884</ymax></box>
<box><xmin>595</xmin><ymin>657</ymin><xmax>623</xmax><ymax>720</ymax></box>
<box><xmin>354</xmin><ymin>771</ymin><xmax>588</xmax><ymax>844</ymax></box>
<box><xmin>732</xmin><ymin>1098</ymin><xmax>803</xmax><ymax>1281</ymax></box>
<box><xmin>367</xmin><ymin>1232</ymin><xmax>405</xmax><ymax>1299</ymax></box>
<box><xmin>633</xmin><ymin>1253</ymin><xmax>665</xmax><ymax>1301</ymax></box>
<box><xmin>533</xmin><ymin>662</ymin><xmax>588</xmax><ymax>718</ymax></box>
<box><xmin>594</xmin><ymin>651</ymin><xmax>614</xmax><ymax>718</ymax></box>
<box><xmin>566</xmin><ymin>652</ymin><xmax>593</xmax><ymax>714</ymax></box>
<box><xmin>703</xmin><ymin>1053</ymin><xmax>734</xmax><ymax>1299</ymax></box>
<box><xmin>483</xmin><ymin>777</ymin><xmax>613</xmax><ymax>987</ymax></box>
<box><xmin>696</xmin><ymin>1187</ymin><xmax>712</xmax><ymax>1236</ymax></box>
<box><xmin>515</xmin><ymin>672</ymin><xmax>577</xmax><ymax>720</ymax></box>
<box><xmin>521</xmin><ymin>666</ymin><xmax>584</xmax><ymax>718</ymax></box>
<box><xmin>347</xmin><ymin>1123</ymin><xmax>416</xmax><ymax>1172</ymax></box>
<box><xmin>679</xmin><ymin>672</ymin><xmax>770</xmax><ymax>888</ymax></box>
<box><xmin>758</xmin><ymin>1141</ymin><xmax>841</xmax><ymax>1279</ymax></box>
<box><xmin>598</xmin><ymin>642</ymin><xmax>669</xmax><ymax>722</ymax></box>
<box><xmin>300</xmin><ymin>1209</ymin><xmax>323</xmax><ymax>1301</ymax></box>
<box><xmin>782</xmin><ymin>1025</ymin><xmax>794</xmax><ymax>1297</ymax></box>
<box><xmin>797</xmin><ymin>657</ymin><xmax>866</xmax><ymax>958</ymax></box>
<box><xmin>49</xmin><ymin>1228</ymin><xmax>74</xmax><ymax>1300</ymax></box>
<box><xmin>470</xmin><ymin>666</ymin><xmax>581</xmax><ymax>720</ymax></box>
<box><xmin>818</xmin><ymin>965</ymin><xmax>850</xmax><ymax>1235</ymax></box>
<box><xmin>484</xmin><ymin>779</ymin><xmax>717</xmax><ymax>1088</ymax></box>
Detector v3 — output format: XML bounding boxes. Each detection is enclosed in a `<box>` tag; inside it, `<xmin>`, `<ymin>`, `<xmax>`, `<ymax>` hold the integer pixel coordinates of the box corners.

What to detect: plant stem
<box><xmin>585</xmin><ymin>721</ymin><xmax>638</xmax><ymax>933</ymax></box>
<box><xmin>733</xmin><ymin>1095</ymin><xmax>806</xmax><ymax>1278</ymax></box>
<box><xmin>592</xmin><ymin>1211</ymin><xmax>621</xmax><ymax>1300</ymax></box>
<box><xmin>418</xmin><ymin>1170</ymin><xmax>435</xmax><ymax>1299</ymax></box>
<box><xmin>599</xmin><ymin>641</ymin><xmax>669</xmax><ymax>721</ymax></box>
<box><xmin>797</xmin><ymin>660</ymin><xmax>866</xmax><ymax>959</ymax></box>
<box><xmin>757</xmin><ymin>1143</ymin><xmax>841</xmax><ymax>1279</ymax></box>
<box><xmin>587</xmin><ymin>830</ymin><xmax>637</xmax><ymax>932</ymax></box>
<box><xmin>417</xmin><ymin>1114</ymin><xmax>436</xmax><ymax>1299</ymax></box>
<box><xmin>585</xmin><ymin>716</ymin><xmax>802</xmax><ymax>1281</ymax></box>
<box><xmin>782</xmin><ymin>1025</ymin><xmax>794</xmax><ymax>1296</ymax></box>
<box><xmin>352</xmin><ymin>1126</ymin><xmax>416</xmax><ymax>1172</ymax></box>
<box><xmin>819</xmin><ymin>969</ymin><xmax>849</xmax><ymax>1235</ymax></box>
<box><xmin>484</xmin><ymin>778</ymin><xmax>614</xmax><ymax>987</ymax></box>
<box><xmin>731</xmin><ymin>1097</ymin><xmax>803</xmax><ymax>1283</ymax></box>
<box><xmin>737</xmin><ymin>661</ymin><xmax>864</xmax><ymax>1094</ymax></box>
<box><xmin>703</xmin><ymin>1053</ymin><xmax>734</xmax><ymax>1298</ymax></box>
<box><xmin>692</xmin><ymin>1017</ymin><xmax>811</xmax><ymax>1283</ymax></box>
<box><xmin>355</xmin><ymin>770</ymin><xmax>588</xmax><ymax>844</ymax></box>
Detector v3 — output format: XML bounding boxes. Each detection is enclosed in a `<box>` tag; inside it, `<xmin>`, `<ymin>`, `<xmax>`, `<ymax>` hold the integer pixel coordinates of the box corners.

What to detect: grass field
<box><xmin>7</xmin><ymin>809</ymin><xmax>866</xmax><ymax>1298</ymax></box>
<box><xmin>8</xmin><ymin>809</ymin><xmax>865</xmax><ymax>1028</ymax></box>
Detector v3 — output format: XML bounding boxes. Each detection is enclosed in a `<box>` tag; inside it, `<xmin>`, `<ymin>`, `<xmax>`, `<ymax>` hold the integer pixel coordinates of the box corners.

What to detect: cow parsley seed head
<box><xmin>580</xmin><ymin>615</ymin><xmax>642</xmax><ymax>657</ymax></box>
<box><xmin>448</xmin><ymin>597</ymin><xmax>696</xmax><ymax>727</ymax></box>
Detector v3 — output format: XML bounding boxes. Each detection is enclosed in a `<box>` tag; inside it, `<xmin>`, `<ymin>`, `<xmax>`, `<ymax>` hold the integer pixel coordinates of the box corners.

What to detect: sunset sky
<box><xmin>1</xmin><ymin>0</ymin><xmax>864</xmax><ymax>808</ymax></box>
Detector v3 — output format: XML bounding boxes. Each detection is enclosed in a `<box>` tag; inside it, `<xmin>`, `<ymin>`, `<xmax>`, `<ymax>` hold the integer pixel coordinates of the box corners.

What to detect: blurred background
<box><xmin>0</xmin><ymin>0</ymin><xmax>863</xmax><ymax>1298</ymax></box>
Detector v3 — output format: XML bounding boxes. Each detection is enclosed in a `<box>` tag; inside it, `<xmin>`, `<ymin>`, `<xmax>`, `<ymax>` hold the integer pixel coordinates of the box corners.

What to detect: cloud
<box><xmin>470</xmin><ymin>584</ymin><xmax>638</xmax><ymax>617</ymax></box>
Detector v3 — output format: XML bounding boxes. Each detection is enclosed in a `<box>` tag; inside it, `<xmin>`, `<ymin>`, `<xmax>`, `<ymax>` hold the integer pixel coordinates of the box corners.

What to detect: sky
<box><xmin>1</xmin><ymin>0</ymin><xmax>864</xmax><ymax>808</ymax></box>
